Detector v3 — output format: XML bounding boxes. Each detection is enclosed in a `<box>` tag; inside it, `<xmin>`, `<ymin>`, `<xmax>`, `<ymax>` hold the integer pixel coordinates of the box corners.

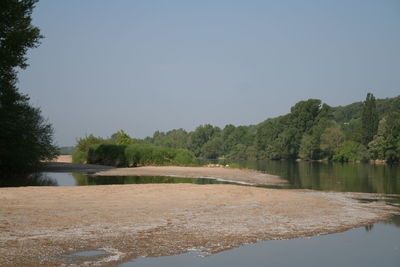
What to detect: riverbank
<box><xmin>95</xmin><ymin>166</ymin><xmax>286</xmax><ymax>186</ymax></box>
<box><xmin>0</xmin><ymin>184</ymin><xmax>398</xmax><ymax>266</ymax></box>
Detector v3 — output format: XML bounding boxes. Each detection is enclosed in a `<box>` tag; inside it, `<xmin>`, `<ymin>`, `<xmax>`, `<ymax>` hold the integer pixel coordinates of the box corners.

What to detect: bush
<box><xmin>79</xmin><ymin>143</ymin><xmax>196</xmax><ymax>167</ymax></box>
<box><xmin>72</xmin><ymin>134</ymin><xmax>105</xmax><ymax>163</ymax></box>
<box><xmin>87</xmin><ymin>144</ymin><xmax>127</xmax><ymax>166</ymax></box>
<box><xmin>72</xmin><ymin>150</ymin><xmax>87</xmax><ymax>163</ymax></box>
<box><xmin>155</xmin><ymin>146</ymin><xmax>182</xmax><ymax>165</ymax></box>
<box><xmin>125</xmin><ymin>144</ymin><xmax>195</xmax><ymax>166</ymax></box>
<box><xmin>333</xmin><ymin>141</ymin><xmax>359</xmax><ymax>162</ymax></box>
<box><xmin>125</xmin><ymin>144</ymin><xmax>152</xmax><ymax>166</ymax></box>
<box><xmin>72</xmin><ymin>130</ymin><xmax>197</xmax><ymax>167</ymax></box>
<box><xmin>174</xmin><ymin>149</ymin><xmax>196</xmax><ymax>165</ymax></box>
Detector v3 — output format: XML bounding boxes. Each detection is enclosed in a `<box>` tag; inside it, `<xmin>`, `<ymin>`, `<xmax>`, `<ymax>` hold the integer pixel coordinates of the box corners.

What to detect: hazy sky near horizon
<box><xmin>19</xmin><ymin>0</ymin><xmax>400</xmax><ymax>146</ymax></box>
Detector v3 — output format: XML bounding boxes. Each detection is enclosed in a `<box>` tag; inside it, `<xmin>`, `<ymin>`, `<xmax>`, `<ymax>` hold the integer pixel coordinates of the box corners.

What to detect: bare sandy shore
<box><xmin>96</xmin><ymin>166</ymin><xmax>286</xmax><ymax>186</ymax></box>
<box><xmin>0</xmin><ymin>184</ymin><xmax>398</xmax><ymax>266</ymax></box>
<box><xmin>52</xmin><ymin>155</ymin><xmax>73</xmax><ymax>163</ymax></box>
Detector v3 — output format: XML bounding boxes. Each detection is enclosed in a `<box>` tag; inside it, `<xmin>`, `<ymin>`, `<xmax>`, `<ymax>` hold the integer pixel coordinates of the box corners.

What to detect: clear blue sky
<box><xmin>19</xmin><ymin>0</ymin><xmax>400</xmax><ymax>146</ymax></box>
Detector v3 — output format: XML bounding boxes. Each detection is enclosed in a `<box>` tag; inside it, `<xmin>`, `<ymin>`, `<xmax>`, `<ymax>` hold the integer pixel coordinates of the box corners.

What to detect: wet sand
<box><xmin>0</xmin><ymin>184</ymin><xmax>398</xmax><ymax>266</ymax></box>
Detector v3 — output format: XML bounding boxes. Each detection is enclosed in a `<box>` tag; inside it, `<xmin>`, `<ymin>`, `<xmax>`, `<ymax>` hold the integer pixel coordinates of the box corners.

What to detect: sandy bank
<box><xmin>0</xmin><ymin>184</ymin><xmax>398</xmax><ymax>266</ymax></box>
<box><xmin>96</xmin><ymin>166</ymin><xmax>286</xmax><ymax>186</ymax></box>
<box><xmin>52</xmin><ymin>155</ymin><xmax>73</xmax><ymax>163</ymax></box>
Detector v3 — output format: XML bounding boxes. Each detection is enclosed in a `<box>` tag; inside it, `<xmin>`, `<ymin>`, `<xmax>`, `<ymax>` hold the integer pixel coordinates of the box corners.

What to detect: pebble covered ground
<box><xmin>1</xmin><ymin>183</ymin><xmax>398</xmax><ymax>266</ymax></box>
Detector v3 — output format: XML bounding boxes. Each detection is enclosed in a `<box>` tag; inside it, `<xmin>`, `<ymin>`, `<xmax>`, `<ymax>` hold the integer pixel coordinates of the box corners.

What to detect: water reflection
<box><xmin>2</xmin><ymin>161</ymin><xmax>400</xmax><ymax>195</ymax></box>
<box><xmin>364</xmin><ymin>224</ymin><xmax>374</xmax><ymax>232</ymax></box>
<box><xmin>72</xmin><ymin>174</ymin><xmax>231</xmax><ymax>186</ymax></box>
<box><xmin>233</xmin><ymin>160</ymin><xmax>400</xmax><ymax>194</ymax></box>
<box><xmin>0</xmin><ymin>172</ymin><xmax>58</xmax><ymax>187</ymax></box>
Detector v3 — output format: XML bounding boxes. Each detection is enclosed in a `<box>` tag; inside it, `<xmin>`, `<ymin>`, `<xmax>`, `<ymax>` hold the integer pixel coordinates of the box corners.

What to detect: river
<box><xmin>2</xmin><ymin>160</ymin><xmax>400</xmax><ymax>266</ymax></box>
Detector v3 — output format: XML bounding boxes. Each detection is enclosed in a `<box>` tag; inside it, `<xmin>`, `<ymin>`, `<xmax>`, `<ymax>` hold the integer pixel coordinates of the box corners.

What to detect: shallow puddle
<box><xmin>57</xmin><ymin>249</ymin><xmax>108</xmax><ymax>265</ymax></box>
<box><xmin>70</xmin><ymin>250</ymin><xmax>106</xmax><ymax>257</ymax></box>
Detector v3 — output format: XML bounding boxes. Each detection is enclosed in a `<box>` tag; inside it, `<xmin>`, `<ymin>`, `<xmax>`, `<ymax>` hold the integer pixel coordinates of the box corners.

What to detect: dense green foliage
<box><xmin>73</xmin><ymin>130</ymin><xmax>195</xmax><ymax>167</ymax></box>
<box><xmin>361</xmin><ymin>93</ymin><xmax>379</xmax><ymax>145</ymax></box>
<box><xmin>143</xmin><ymin>124</ymin><xmax>257</xmax><ymax>160</ymax></box>
<box><xmin>0</xmin><ymin>0</ymin><xmax>57</xmax><ymax>173</ymax></box>
<box><xmin>142</xmin><ymin>94</ymin><xmax>400</xmax><ymax>163</ymax></box>
<box><xmin>124</xmin><ymin>144</ymin><xmax>195</xmax><ymax>166</ymax></box>
<box><xmin>88</xmin><ymin>144</ymin><xmax>127</xmax><ymax>166</ymax></box>
<box><xmin>87</xmin><ymin>144</ymin><xmax>195</xmax><ymax>167</ymax></box>
<box><xmin>72</xmin><ymin>134</ymin><xmax>105</xmax><ymax>163</ymax></box>
<box><xmin>74</xmin><ymin>94</ymin><xmax>400</xmax><ymax>165</ymax></box>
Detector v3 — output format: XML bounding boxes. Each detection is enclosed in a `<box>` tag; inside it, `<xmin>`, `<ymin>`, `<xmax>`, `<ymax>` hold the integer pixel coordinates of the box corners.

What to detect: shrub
<box><xmin>174</xmin><ymin>149</ymin><xmax>196</xmax><ymax>165</ymax></box>
<box><xmin>125</xmin><ymin>144</ymin><xmax>154</xmax><ymax>166</ymax></box>
<box><xmin>125</xmin><ymin>144</ymin><xmax>195</xmax><ymax>166</ymax></box>
<box><xmin>73</xmin><ymin>135</ymin><xmax>196</xmax><ymax>167</ymax></box>
<box><xmin>333</xmin><ymin>141</ymin><xmax>359</xmax><ymax>162</ymax></box>
<box><xmin>110</xmin><ymin>130</ymin><xmax>133</xmax><ymax>145</ymax></box>
<box><xmin>151</xmin><ymin>146</ymin><xmax>175</xmax><ymax>165</ymax></box>
<box><xmin>87</xmin><ymin>144</ymin><xmax>127</xmax><ymax>166</ymax></box>
<box><xmin>72</xmin><ymin>134</ymin><xmax>105</xmax><ymax>163</ymax></box>
<box><xmin>124</xmin><ymin>144</ymin><xmax>142</xmax><ymax>166</ymax></box>
<box><xmin>72</xmin><ymin>150</ymin><xmax>87</xmax><ymax>163</ymax></box>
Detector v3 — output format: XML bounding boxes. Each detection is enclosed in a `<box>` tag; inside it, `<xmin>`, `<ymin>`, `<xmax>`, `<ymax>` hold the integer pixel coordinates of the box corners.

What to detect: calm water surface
<box><xmin>3</xmin><ymin>160</ymin><xmax>399</xmax><ymax>194</ymax></box>
<box><xmin>238</xmin><ymin>160</ymin><xmax>400</xmax><ymax>194</ymax></box>
<box><xmin>122</xmin><ymin>216</ymin><xmax>400</xmax><ymax>267</ymax></box>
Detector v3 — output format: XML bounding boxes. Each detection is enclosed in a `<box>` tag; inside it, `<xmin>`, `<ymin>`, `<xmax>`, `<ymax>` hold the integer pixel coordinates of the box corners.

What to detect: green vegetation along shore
<box><xmin>73</xmin><ymin>94</ymin><xmax>400</xmax><ymax>166</ymax></box>
<box><xmin>72</xmin><ymin>130</ymin><xmax>195</xmax><ymax>167</ymax></box>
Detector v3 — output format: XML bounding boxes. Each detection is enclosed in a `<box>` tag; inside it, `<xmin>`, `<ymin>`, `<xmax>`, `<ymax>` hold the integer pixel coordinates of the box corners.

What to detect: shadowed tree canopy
<box><xmin>0</xmin><ymin>0</ymin><xmax>57</xmax><ymax>174</ymax></box>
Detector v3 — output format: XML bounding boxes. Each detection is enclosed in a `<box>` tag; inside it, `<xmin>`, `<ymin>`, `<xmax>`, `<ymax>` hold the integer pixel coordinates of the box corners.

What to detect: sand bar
<box><xmin>0</xmin><ymin>184</ymin><xmax>398</xmax><ymax>266</ymax></box>
<box><xmin>96</xmin><ymin>166</ymin><xmax>286</xmax><ymax>186</ymax></box>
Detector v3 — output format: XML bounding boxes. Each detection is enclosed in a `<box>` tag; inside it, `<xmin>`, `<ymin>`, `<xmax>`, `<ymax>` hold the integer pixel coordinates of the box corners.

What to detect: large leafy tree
<box><xmin>0</xmin><ymin>0</ymin><xmax>57</xmax><ymax>173</ymax></box>
<box><xmin>361</xmin><ymin>93</ymin><xmax>379</xmax><ymax>145</ymax></box>
<box><xmin>187</xmin><ymin>124</ymin><xmax>220</xmax><ymax>157</ymax></box>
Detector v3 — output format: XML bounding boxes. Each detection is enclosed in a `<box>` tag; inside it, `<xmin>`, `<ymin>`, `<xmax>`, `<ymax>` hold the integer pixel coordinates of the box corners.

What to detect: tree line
<box><xmin>141</xmin><ymin>94</ymin><xmax>400</xmax><ymax>163</ymax></box>
<box><xmin>75</xmin><ymin>93</ymin><xmax>400</xmax><ymax>164</ymax></box>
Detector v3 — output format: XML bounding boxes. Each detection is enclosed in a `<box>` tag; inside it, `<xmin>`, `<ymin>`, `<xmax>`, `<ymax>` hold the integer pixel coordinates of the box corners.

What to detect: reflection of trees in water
<box><xmin>230</xmin><ymin>160</ymin><xmax>400</xmax><ymax>194</ymax></box>
<box><xmin>381</xmin><ymin>215</ymin><xmax>400</xmax><ymax>229</ymax></box>
<box><xmin>388</xmin><ymin>216</ymin><xmax>400</xmax><ymax>228</ymax></box>
<box><xmin>364</xmin><ymin>224</ymin><xmax>374</xmax><ymax>232</ymax></box>
<box><xmin>72</xmin><ymin>173</ymin><xmax>90</xmax><ymax>185</ymax></box>
<box><xmin>71</xmin><ymin>173</ymin><xmax>226</xmax><ymax>186</ymax></box>
<box><xmin>0</xmin><ymin>172</ymin><xmax>58</xmax><ymax>187</ymax></box>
